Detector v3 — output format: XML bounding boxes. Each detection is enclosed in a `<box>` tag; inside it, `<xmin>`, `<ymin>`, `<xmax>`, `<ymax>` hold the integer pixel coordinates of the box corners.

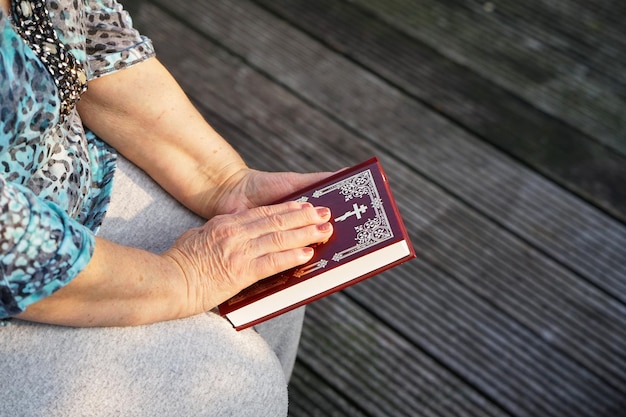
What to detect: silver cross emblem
<box><xmin>335</xmin><ymin>203</ymin><xmax>368</xmax><ymax>222</ymax></box>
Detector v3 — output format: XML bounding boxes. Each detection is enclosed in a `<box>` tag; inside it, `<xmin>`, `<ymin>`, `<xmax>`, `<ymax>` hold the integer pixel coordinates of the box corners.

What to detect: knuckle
<box><xmin>269</xmin><ymin>231</ymin><xmax>287</xmax><ymax>249</ymax></box>
<box><xmin>209</xmin><ymin>216</ymin><xmax>242</xmax><ymax>241</ymax></box>
<box><xmin>255</xmin><ymin>205</ymin><xmax>276</xmax><ymax>218</ymax></box>
<box><xmin>263</xmin><ymin>253</ymin><xmax>283</xmax><ymax>274</ymax></box>
<box><xmin>284</xmin><ymin>201</ymin><xmax>305</xmax><ymax>210</ymax></box>
<box><xmin>216</xmin><ymin>250</ymin><xmax>249</xmax><ymax>286</ymax></box>
<box><xmin>268</xmin><ymin>213</ymin><xmax>288</xmax><ymax>229</ymax></box>
<box><xmin>220</xmin><ymin>254</ymin><xmax>242</xmax><ymax>279</ymax></box>
<box><xmin>302</xmin><ymin>205</ymin><xmax>321</xmax><ymax>223</ymax></box>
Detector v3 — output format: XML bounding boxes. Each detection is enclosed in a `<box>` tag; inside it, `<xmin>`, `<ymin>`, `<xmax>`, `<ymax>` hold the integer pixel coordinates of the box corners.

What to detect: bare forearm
<box><xmin>77</xmin><ymin>57</ymin><xmax>246</xmax><ymax>217</ymax></box>
<box><xmin>17</xmin><ymin>238</ymin><xmax>188</xmax><ymax>327</ymax></box>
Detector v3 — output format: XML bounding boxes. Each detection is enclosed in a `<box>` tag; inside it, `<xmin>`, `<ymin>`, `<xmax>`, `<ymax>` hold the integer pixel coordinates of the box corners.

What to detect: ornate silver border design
<box><xmin>293</xmin><ymin>169</ymin><xmax>394</xmax><ymax>278</ymax></box>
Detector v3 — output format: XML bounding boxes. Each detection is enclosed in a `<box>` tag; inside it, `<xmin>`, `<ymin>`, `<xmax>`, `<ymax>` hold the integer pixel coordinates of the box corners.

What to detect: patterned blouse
<box><xmin>0</xmin><ymin>0</ymin><xmax>155</xmax><ymax>319</ymax></box>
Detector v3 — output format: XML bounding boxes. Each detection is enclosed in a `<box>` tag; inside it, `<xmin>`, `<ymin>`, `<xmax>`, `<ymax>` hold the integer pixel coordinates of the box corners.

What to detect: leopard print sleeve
<box><xmin>0</xmin><ymin>177</ymin><xmax>95</xmax><ymax>318</ymax></box>
<box><xmin>83</xmin><ymin>0</ymin><xmax>155</xmax><ymax>78</ymax></box>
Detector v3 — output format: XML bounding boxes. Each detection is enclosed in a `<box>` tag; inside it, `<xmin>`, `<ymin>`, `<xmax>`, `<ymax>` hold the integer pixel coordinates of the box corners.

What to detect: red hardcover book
<box><xmin>218</xmin><ymin>157</ymin><xmax>415</xmax><ymax>330</ymax></box>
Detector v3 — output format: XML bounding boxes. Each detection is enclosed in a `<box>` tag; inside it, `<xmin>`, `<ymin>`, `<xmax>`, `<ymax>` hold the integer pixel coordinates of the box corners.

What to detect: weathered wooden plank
<box><xmin>380</xmin><ymin>151</ymin><xmax>626</xmax><ymax>393</ymax></box>
<box><xmin>137</xmin><ymin>3</ymin><xmax>626</xmax><ymax>411</ymax></box>
<box><xmin>289</xmin><ymin>362</ymin><xmax>368</xmax><ymax>417</ymax></box>
<box><xmin>401</xmin><ymin>190</ymin><xmax>626</xmax><ymax>392</ymax></box>
<box><xmin>466</xmin><ymin>0</ymin><xmax>626</xmax><ymax>79</ymax></box>
<box><xmin>346</xmin><ymin>0</ymin><xmax>626</xmax><ymax>155</ymax></box>
<box><xmin>347</xmin><ymin>262</ymin><xmax>626</xmax><ymax>416</ymax></box>
<box><xmin>149</xmin><ymin>0</ymin><xmax>626</xmax><ymax>311</ymax></box>
<box><xmin>299</xmin><ymin>295</ymin><xmax>511</xmax><ymax>417</ymax></box>
<box><xmin>536</xmin><ymin>0</ymin><xmax>626</xmax><ymax>53</ymax></box>
<box><xmin>251</xmin><ymin>0</ymin><xmax>626</xmax><ymax>225</ymax></box>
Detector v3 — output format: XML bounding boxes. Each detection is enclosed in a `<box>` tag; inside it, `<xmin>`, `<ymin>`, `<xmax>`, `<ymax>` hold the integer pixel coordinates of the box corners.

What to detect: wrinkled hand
<box><xmin>162</xmin><ymin>201</ymin><xmax>333</xmax><ymax>315</ymax></box>
<box><xmin>202</xmin><ymin>168</ymin><xmax>334</xmax><ymax>218</ymax></box>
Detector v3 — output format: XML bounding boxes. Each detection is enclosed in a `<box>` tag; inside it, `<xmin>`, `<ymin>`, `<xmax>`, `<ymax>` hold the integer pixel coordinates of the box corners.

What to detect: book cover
<box><xmin>218</xmin><ymin>157</ymin><xmax>415</xmax><ymax>330</ymax></box>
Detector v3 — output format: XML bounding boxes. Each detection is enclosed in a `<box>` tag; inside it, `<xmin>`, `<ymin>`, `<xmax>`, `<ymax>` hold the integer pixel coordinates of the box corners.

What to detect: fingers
<box><xmin>250</xmin><ymin>222</ymin><xmax>333</xmax><ymax>279</ymax></box>
<box><xmin>251</xmin><ymin>218</ymin><xmax>333</xmax><ymax>255</ymax></box>
<box><xmin>251</xmin><ymin>246</ymin><xmax>316</xmax><ymax>280</ymax></box>
<box><xmin>246</xmin><ymin>202</ymin><xmax>331</xmax><ymax>249</ymax></box>
<box><xmin>206</xmin><ymin>201</ymin><xmax>331</xmax><ymax>240</ymax></box>
<box><xmin>227</xmin><ymin>201</ymin><xmax>323</xmax><ymax>228</ymax></box>
<box><xmin>218</xmin><ymin>200</ymin><xmax>332</xmax><ymax>257</ymax></box>
<box><xmin>241</xmin><ymin>204</ymin><xmax>333</xmax><ymax>279</ymax></box>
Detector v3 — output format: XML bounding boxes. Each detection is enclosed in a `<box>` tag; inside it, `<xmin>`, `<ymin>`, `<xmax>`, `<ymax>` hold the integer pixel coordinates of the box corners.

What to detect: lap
<box><xmin>1</xmin><ymin>314</ymin><xmax>288</xmax><ymax>417</ymax></box>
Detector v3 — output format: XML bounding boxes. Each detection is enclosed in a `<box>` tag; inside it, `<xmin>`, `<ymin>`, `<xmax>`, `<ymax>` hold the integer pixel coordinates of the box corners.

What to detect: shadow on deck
<box><xmin>128</xmin><ymin>1</ymin><xmax>626</xmax><ymax>416</ymax></box>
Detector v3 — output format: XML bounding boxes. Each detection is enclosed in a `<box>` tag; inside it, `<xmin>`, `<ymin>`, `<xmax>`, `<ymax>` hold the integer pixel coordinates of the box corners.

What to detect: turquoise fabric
<box><xmin>0</xmin><ymin>0</ymin><xmax>154</xmax><ymax>318</ymax></box>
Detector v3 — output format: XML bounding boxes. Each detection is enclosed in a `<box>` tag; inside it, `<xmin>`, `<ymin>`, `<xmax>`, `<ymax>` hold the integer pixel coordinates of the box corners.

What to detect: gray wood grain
<box><xmin>348</xmin><ymin>0</ymin><xmax>626</xmax><ymax>155</ymax></box>
<box><xmin>299</xmin><ymin>294</ymin><xmax>511</xmax><ymax>417</ymax></box>
<box><xmin>289</xmin><ymin>363</ymin><xmax>368</xmax><ymax>417</ymax></box>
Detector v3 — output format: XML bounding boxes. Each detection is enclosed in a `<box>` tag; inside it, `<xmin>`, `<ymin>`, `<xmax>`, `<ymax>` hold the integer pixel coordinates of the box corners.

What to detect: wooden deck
<box><xmin>127</xmin><ymin>1</ymin><xmax>626</xmax><ymax>415</ymax></box>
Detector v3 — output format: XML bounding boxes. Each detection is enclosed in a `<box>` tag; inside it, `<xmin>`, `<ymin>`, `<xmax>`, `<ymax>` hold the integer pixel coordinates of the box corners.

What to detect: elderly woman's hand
<box><xmin>162</xmin><ymin>201</ymin><xmax>333</xmax><ymax>315</ymax></box>
<box><xmin>202</xmin><ymin>168</ymin><xmax>334</xmax><ymax>218</ymax></box>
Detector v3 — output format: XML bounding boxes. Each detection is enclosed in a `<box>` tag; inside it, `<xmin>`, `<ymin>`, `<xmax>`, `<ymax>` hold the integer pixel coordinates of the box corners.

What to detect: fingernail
<box><xmin>317</xmin><ymin>222</ymin><xmax>332</xmax><ymax>233</ymax></box>
<box><xmin>316</xmin><ymin>207</ymin><xmax>330</xmax><ymax>218</ymax></box>
<box><xmin>302</xmin><ymin>247</ymin><xmax>314</xmax><ymax>257</ymax></box>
